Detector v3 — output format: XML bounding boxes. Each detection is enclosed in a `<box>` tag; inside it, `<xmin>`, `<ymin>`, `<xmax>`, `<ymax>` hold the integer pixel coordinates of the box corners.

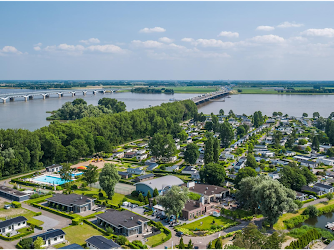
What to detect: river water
<box><xmin>301</xmin><ymin>211</ymin><xmax>334</xmax><ymax>231</ymax></box>
<box><xmin>1</xmin><ymin>89</ymin><xmax>334</xmax><ymax>131</ymax></box>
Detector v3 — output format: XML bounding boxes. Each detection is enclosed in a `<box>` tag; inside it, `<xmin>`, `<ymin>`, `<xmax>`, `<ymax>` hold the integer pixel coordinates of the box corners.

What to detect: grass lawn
<box><xmin>62</xmin><ymin>223</ymin><xmax>104</xmax><ymax>245</ymax></box>
<box><xmin>145</xmin><ymin>232</ymin><xmax>168</xmax><ymax>247</ymax></box>
<box><xmin>0</xmin><ymin>208</ymin><xmax>44</xmax><ymax>226</ymax></box>
<box><xmin>181</xmin><ymin>216</ymin><xmax>235</xmax><ymax>231</ymax></box>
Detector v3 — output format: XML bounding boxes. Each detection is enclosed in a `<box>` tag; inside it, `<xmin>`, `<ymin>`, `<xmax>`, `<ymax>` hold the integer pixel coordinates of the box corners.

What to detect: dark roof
<box><xmin>118</xmin><ymin>171</ymin><xmax>129</xmax><ymax>176</ymax></box>
<box><xmin>136</xmin><ymin>174</ymin><xmax>154</xmax><ymax>180</ymax></box>
<box><xmin>86</xmin><ymin>236</ymin><xmax>120</xmax><ymax>249</ymax></box>
<box><xmin>182</xmin><ymin>166</ymin><xmax>195</xmax><ymax>171</ymax></box>
<box><xmin>183</xmin><ymin>200</ymin><xmax>202</xmax><ymax>212</ymax></box>
<box><xmin>235</xmin><ymin>161</ymin><xmax>243</xmax><ymax>166</ymax></box>
<box><xmin>31</xmin><ymin>229</ymin><xmax>65</xmax><ymax>242</ymax></box>
<box><xmin>314</xmin><ymin>183</ymin><xmax>333</xmax><ymax>189</ymax></box>
<box><xmin>146</xmin><ymin>164</ymin><xmax>159</xmax><ymax>171</ymax></box>
<box><xmin>301</xmin><ymin>186</ymin><xmax>321</xmax><ymax>193</ymax></box>
<box><xmin>0</xmin><ymin>216</ymin><xmax>27</xmax><ymax>228</ymax></box>
<box><xmin>0</xmin><ymin>185</ymin><xmax>29</xmax><ymax>198</ymax></box>
<box><xmin>296</xmin><ymin>191</ymin><xmax>306</xmax><ymax>197</ymax></box>
<box><xmin>97</xmin><ymin>209</ymin><xmax>149</xmax><ymax>229</ymax></box>
<box><xmin>301</xmin><ymin>160</ymin><xmax>317</xmax><ymax>164</ymax></box>
<box><xmin>59</xmin><ymin>244</ymin><xmax>83</xmax><ymax>249</ymax></box>
<box><xmin>183</xmin><ymin>183</ymin><xmax>229</xmax><ymax>196</ymax></box>
<box><xmin>46</xmin><ymin>164</ymin><xmax>62</xmax><ymax>169</ymax></box>
<box><xmin>47</xmin><ymin>194</ymin><xmax>94</xmax><ymax>206</ymax></box>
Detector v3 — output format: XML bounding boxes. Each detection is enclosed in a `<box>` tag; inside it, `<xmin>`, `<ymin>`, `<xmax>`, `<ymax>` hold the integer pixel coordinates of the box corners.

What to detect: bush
<box><xmin>12</xmin><ymin>201</ymin><xmax>21</xmax><ymax>208</ymax></box>
<box><xmin>286</xmin><ymin>229</ymin><xmax>321</xmax><ymax>249</ymax></box>
<box><xmin>72</xmin><ymin>218</ymin><xmax>82</xmax><ymax>225</ymax></box>
<box><xmin>71</xmin><ymin>184</ymin><xmax>78</xmax><ymax>190</ymax></box>
<box><xmin>116</xmin><ymin>235</ymin><xmax>127</xmax><ymax>245</ymax></box>
<box><xmin>284</xmin><ymin>215</ymin><xmax>310</xmax><ymax>229</ymax></box>
<box><xmin>99</xmin><ymin>192</ymin><xmax>104</xmax><ymax>198</ymax></box>
<box><xmin>56</xmin><ymin>185</ymin><xmax>63</xmax><ymax>190</ymax></box>
<box><xmin>302</xmin><ymin>205</ymin><xmax>319</xmax><ymax>217</ymax></box>
<box><xmin>18</xmin><ymin>237</ymin><xmax>33</xmax><ymax>249</ymax></box>
<box><xmin>131</xmin><ymin>191</ymin><xmax>139</xmax><ymax>197</ymax></box>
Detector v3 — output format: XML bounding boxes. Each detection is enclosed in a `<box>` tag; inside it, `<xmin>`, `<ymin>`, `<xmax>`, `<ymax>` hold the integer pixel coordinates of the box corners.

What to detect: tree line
<box><xmin>0</xmin><ymin>100</ymin><xmax>197</xmax><ymax>178</ymax></box>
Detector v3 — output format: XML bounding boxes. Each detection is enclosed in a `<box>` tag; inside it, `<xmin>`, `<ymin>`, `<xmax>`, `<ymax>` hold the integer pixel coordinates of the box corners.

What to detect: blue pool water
<box><xmin>72</xmin><ymin>172</ymin><xmax>83</xmax><ymax>177</ymax></box>
<box><xmin>33</xmin><ymin>175</ymin><xmax>71</xmax><ymax>185</ymax></box>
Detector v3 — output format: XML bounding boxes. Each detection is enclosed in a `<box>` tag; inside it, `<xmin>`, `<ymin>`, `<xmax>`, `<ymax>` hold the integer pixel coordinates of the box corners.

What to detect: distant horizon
<box><xmin>1</xmin><ymin>80</ymin><xmax>334</xmax><ymax>82</ymax></box>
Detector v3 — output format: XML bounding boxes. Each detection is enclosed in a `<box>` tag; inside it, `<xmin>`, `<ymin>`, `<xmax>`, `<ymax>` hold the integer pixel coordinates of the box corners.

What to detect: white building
<box><xmin>0</xmin><ymin>216</ymin><xmax>27</xmax><ymax>235</ymax></box>
<box><xmin>31</xmin><ymin>229</ymin><xmax>66</xmax><ymax>248</ymax></box>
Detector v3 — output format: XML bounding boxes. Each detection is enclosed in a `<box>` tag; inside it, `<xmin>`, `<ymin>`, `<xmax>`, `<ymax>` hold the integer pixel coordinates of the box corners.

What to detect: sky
<box><xmin>1</xmin><ymin>1</ymin><xmax>334</xmax><ymax>80</ymax></box>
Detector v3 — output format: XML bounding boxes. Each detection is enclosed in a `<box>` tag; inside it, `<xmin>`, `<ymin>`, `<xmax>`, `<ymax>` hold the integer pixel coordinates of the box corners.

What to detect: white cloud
<box><xmin>86</xmin><ymin>44</ymin><xmax>124</xmax><ymax>53</ymax></box>
<box><xmin>301</xmin><ymin>28</ymin><xmax>334</xmax><ymax>38</ymax></box>
<box><xmin>250</xmin><ymin>35</ymin><xmax>285</xmax><ymax>43</ymax></box>
<box><xmin>58</xmin><ymin>44</ymin><xmax>85</xmax><ymax>51</ymax></box>
<box><xmin>194</xmin><ymin>39</ymin><xmax>234</xmax><ymax>48</ymax></box>
<box><xmin>33</xmin><ymin>46</ymin><xmax>41</xmax><ymax>51</ymax></box>
<box><xmin>139</xmin><ymin>27</ymin><xmax>166</xmax><ymax>33</ymax></box>
<box><xmin>256</xmin><ymin>26</ymin><xmax>275</xmax><ymax>31</ymax></box>
<box><xmin>79</xmin><ymin>38</ymin><xmax>100</xmax><ymax>44</ymax></box>
<box><xmin>218</xmin><ymin>31</ymin><xmax>239</xmax><ymax>38</ymax></box>
<box><xmin>181</xmin><ymin>38</ymin><xmax>194</xmax><ymax>43</ymax></box>
<box><xmin>44</xmin><ymin>45</ymin><xmax>56</xmax><ymax>52</ymax></box>
<box><xmin>132</xmin><ymin>40</ymin><xmax>164</xmax><ymax>48</ymax></box>
<box><xmin>1</xmin><ymin>46</ymin><xmax>22</xmax><ymax>55</ymax></box>
<box><xmin>288</xmin><ymin>36</ymin><xmax>308</xmax><ymax>43</ymax></box>
<box><xmin>277</xmin><ymin>21</ymin><xmax>304</xmax><ymax>28</ymax></box>
<box><xmin>159</xmin><ymin>37</ymin><xmax>174</xmax><ymax>43</ymax></box>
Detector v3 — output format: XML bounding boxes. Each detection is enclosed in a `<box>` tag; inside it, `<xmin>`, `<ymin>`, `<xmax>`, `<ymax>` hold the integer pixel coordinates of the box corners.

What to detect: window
<box><xmin>22</xmin><ymin>221</ymin><xmax>25</xmax><ymax>224</ymax></box>
<box><xmin>60</xmin><ymin>235</ymin><xmax>63</xmax><ymax>239</ymax></box>
<box><xmin>54</xmin><ymin>237</ymin><xmax>57</xmax><ymax>241</ymax></box>
<box><xmin>18</xmin><ymin>223</ymin><xmax>20</xmax><ymax>226</ymax></box>
<box><xmin>88</xmin><ymin>243</ymin><xmax>90</xmax><ymax>246</ymax></box>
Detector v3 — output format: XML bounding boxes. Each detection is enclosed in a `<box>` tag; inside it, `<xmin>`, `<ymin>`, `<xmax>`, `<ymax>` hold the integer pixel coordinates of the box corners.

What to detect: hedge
<box><xmin>0</xmin><ymin>229</ymin><xmax>34</xmax><ymax>241</ymax></box>
<box><xmin>31</xmin><ymin>203</ymin><xmax>77</xmax><ymax>220</ymax></box>
<box><xmin>72</xmin><ymin>217</ymin><xmax>82</xmax><ymax>225</ymax></box>
<box><xmin>302</xmin><ymin>198</ymin><xmax>315</xmax><ymax>204</ymax></box>
<box><xmin>27</xmin><ymin>221</ymin><xmax>43</xmax><ymax>230</ymax></box>
<box><xmin>83</xmin><ymin>219</ymin><xmax>109</xmax><ymax>236</ymax></box>
<box><xmin>149</xmin><ymin>220</ymin><xmax>172</xmax><ymax>248</ymax></box>
<box><xmin>11</xmin><ymin>178</ymin><xmax>54</xmax><ymax>190</ymax></box>
<box><xmin>285</xmin><ymin>229</ymin><xmax>321</xmax><ymax>249</ymax></box>
<box><xmin>12</xmin><ymin>201</ymin><xmax>21</xmax><ymax>208</ymax></box>
<box><xmin>25</xmin><ymin>195</ymin><xmax>53</xmax><ymax>205</ymax></box>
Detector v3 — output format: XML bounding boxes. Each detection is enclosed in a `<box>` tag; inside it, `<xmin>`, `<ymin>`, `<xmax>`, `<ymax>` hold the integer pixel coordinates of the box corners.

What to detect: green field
<box><xmin>60</xmin><ymin>223</ymin><xmax>104</xmax><ymax>246</ymax></box>
<box><xmin>180</xmin><ymin>215</ymin><xmax>235</xmax><ymax>231</ymax></box>
<box><xmin>172</xmin><ymin>86</ymin><xmax>219</xmax><ymax>93</ymax></box>
<box><xmin>0</xmin><ymin>208</ymin><xmax>44</xmax><ymax>226</ymax></box>
<box><xmin>234</xmin><ymin>87</ymin><xmax>334</xmax><ymax>95</ymax></box>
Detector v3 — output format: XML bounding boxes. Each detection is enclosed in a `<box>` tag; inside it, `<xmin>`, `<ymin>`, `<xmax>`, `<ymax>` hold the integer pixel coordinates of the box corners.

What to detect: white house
<box><xmin>284</xmin><ymin>151</ymin><xmax>296</xmax><ymax>157</ymax></box>
<box><xmin>136</xmin><ymin>149</ymin><xmax>146</xmax><ymax>155</ymax></box>
<box><xmin>136</xmin><ymin>154</ymin><xmax>148</xmax><ymax>161</ymax></box>
<box><xmin>0</xmin><ymin>216</ymin><xmax>27</xmax><ymax>235</ymax></box>
<box><xmin>268</xmin><ymin>171</ymin><xmax>280</xmax><ymax>180</ymax></box>
<box><xmin>313</xmin><ymin>183</ymin><xmax>334</xmax><ymax>194</ymax></box>
<box><xmin>165</xmin><ymin>165</ymin><xmax>179</xmax><ymax>172</ymax></box>
<box><xmin>31</xmin><ymin>229</ymin><xmax>66</xmax><ymax>248</ymax></box>
<box><xmin>316</xmin><ymin>157</ymin><xmax>334</xmax><ymax>166</ymax></box>
<box><xmin>86</xmin><ymin>236</ymin><xmax>120</xmax><ymax>249</ymax></box>
<box><xmin>46</xmin><ymin>164</ymin><xmax>62</xmax><ymax>173</ymax></box>
<box><xmin>113</xmin><ymin>152</ymin><xmax>124</xmax><ymax>159</ymax></box>
<box><xmin>301</xmin><ymin>160</ymin><xmax>318</xmax><ymax>169</ymax></box>
<box><xmin>182</xmin><ymin>166</ymin><xmax>197</xmax><ymax>175</ymax></box>
<box><xmin>295</xmin><ymin>192</ymin><xmax>308</xmax><ymax>202</ymax></box>
<box><xmin>234</xmin><ymin>161</ymin><xmax>245</xmax><ymax>171</ymax></box>
<box><xmin>191</xmin><ymin>172</ymin><xmax>201</xmax><ymax>180</ymax></box>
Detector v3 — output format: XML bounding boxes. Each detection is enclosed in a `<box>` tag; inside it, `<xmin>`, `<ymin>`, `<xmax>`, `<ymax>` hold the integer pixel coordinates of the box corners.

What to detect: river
<box><xmin>301</xmin><ymin>211</ymin><xmax>334</xmax><ymax>231</ymax></box>
<box><xmin>1</xmin><ymin>89</ymin><xmax>334</xmax><ymax>131</ymax></box>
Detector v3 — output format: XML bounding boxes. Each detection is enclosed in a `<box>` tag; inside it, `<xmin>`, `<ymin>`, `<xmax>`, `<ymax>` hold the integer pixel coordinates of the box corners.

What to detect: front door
<box><xmin>48</xmin><ymin>240</ymin><xmax>50</xmax><ymax>245</ymax></box>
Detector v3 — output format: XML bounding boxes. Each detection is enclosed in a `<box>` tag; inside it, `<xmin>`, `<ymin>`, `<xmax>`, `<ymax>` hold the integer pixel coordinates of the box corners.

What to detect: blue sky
<box><xmin>1</xmin><ymin>2</ymin><xmax>334</xmax><ymax>80</ymax></box>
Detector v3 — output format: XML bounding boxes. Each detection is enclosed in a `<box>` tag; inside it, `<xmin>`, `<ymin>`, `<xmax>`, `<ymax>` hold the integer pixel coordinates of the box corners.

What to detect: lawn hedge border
<box><xmin>0</xmin><ymin>229</ymin><xmax>34</xmax><ymax>241</ymax></box>
<box><xmin>148</xmin><ymin>220</ymin><xmax>172</xmax><ymax>248</ymax></box>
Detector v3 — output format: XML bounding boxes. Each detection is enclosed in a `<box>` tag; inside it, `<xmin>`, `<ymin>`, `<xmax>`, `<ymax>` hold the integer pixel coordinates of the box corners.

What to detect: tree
<box><xmin>199</xmin><ymin>163</ymin><xmax>226</xmax><ymax>186</ymax></box>
<box><xmin>157</xmin><ymin>186</ymin><xmax>189</xmax><ymax>220</ymax></box>
<box><xmin>177</xmin><ymin>130</ymin><xmax>188</xmax><ymax>142</ymax></box>
<box><xmin>99</xmin><ymin>163</ymin><xmax>120</xmax><ymax>199</ymax></box>
<box><xmin>115</xmin><ymin>235</ymin><xmax>127</xmax><ymax>245</ymax></box>
<box><xmin>184</xmin><ymin>143</ymin><xmax>199</xmax><ymax>165</ymax></box>
<box><xmin>83</xmin><ymin>164</ymin><xmax>99</xmax><ymax>189</ymax></box>
<box><xmin>215</xmin><ymin>238</ymin><xmax>222</xmax><ymax>249</ymax></box>
<box><xmin>294</xmin><ymin>200</ymin><xmax>303</xmax><ymax>209</ymax></box>
<box><xmin>147</xmin><ymin>190</ymin><xmax>152</xmax><ymax>199</ymax></box>
<box><xmin>312</xmin><ymin>136</ymin><xmax>319</xmax><ymax>151</ymax></box>
<box><xmin>59</xmin><ymin>163</ymin><xmax>72</xmax><ymax>183</ymax></box>
<box><xmin>263</xmin><ymin>231</ymin><xmax>285</xmax><ymax>249</ymax></box>
<box><xmin>19</xmin><ymin>238</ymin><xmax>33</xmax><ymax>249</ymax></box>
<box><xmin>237</xmin><ymin>126</ymin><xmax>246</xmax><ymax>138</ymax></box>
<box><xmin>33</xmin><ymin>237</ymin><xmax>44</xmax><ymax>249</ymax></box>
<box><xmin>149</xmin><ymin>133</ymin><xmax>176</xmax><ymax>159</ymax></box>
<box><xmin>313</xmin><ymin>112</ymin><xmax>320</xmax><ymax>119</ymax></box>
<box><xmin>152</xmin><ymin>198</ymin><xmax>157</xmax><ymax>206</ymax></box>
<box><xmin>138</xmin><ymin>193</ymin><xmax>144</xmax><ymax>202</ymax></box>
<box><xmin>187</xmin><ymin>239</ymin><xmax>194</xmax><ymax>249</ymax></box>
<box><xmin>153</xmin><ymin>188</ymin><xmax>159</xmax><ymax>197</ymax></box>
<box><xmin>178</xmin><ymin>237</ymin><xmax>186</xmax><ymax>249</ymax></box>
<box><xmin>204</xmin><ymin>134</ymin><xmax>214</xmax><ymax>164</ymax></box>
<box><xmin>326</xmin><ymin>192</ymin><xmax>333</xmax><ymax>202</ymax></box>
<box><xmin>302</xmin><ymin>205</ymin><xmax>318</xmax><ymax>217</ymax></box>
<box><xmin>234</xmin><ymin>167</ymin><xmax>257</xmax><ymax>189</ymax></box>
<box><xmin>205</xmin><ymin>122</ymin><xmax>213</xmax><ymax>131</ymax></box>
<box><xmin>219</xmin><ymin>109</ymin><xmax>224</xmax><ymax>116</ymax></box>
<box><xmin>245</xmin><ymin>153</ymin><xmax>257</xmax><ymax>169</ymax></box>
<box><xmin>232</xmin><ymin>222</ymin><xmax>266</xmax><ymax>249</ymax></box>
<box><xmin>220</xmin><ymin>121</ymin><xmax>234</xmax><ymax>148</ymax></box>
<box><xmin>228</xmin><ymin>110</ymin><xmax>235</xmax><ymax>117</ymax></box>
<box><xmin>255</xmin><ymin>179</ymin><xmax>297</xmax><ymax>228</ymax></box>
<box><xmin>302</xmin><ymin>113</ymin><xmax>308</xmax><ymax>118</ymax></box>
<box><xmin>272</xmin><ymin>112</ymin><xmax>278</xmax><ymax>117</ymax></box>
<box><xmin>253</xmin><ymin>111</ymin><xmax>264</xmax><ymax>128</ymax></box>
<box><xmin>213</xmin><ymin>138</ymin><xmax>220</xmax><ymax>163</ymax></box>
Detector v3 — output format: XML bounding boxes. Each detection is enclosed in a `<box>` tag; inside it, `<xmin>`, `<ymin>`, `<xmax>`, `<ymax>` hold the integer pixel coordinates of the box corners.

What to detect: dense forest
<box><xmin>47</xmin><ymin>98</ymin><xmax>126</xmax><ymax>120</ymax></box>
<box><xmin>0</xmin><ymin>100</ymin><xmax>197</xmax><ymax>178</ymax></box>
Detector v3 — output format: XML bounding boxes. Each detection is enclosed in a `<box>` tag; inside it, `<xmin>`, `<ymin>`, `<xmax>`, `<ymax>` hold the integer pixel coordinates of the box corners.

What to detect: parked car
<box><xmin>4</xmin><ymin>204</ymin><xmax>10</xmax><ymax>210</ymax></box>
<box><xmin>176</xmin><ymin>231</ymin><xmax>184</xmax><ymax>237</ymax></box>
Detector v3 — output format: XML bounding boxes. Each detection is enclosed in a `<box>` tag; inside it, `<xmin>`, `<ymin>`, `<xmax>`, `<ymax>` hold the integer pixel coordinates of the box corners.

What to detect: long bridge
<box><xmin>0</xmin><ymin>89</ymin><xmax>122</xmax><ymax>103</ymax></box>
<box><xmin>191</xmin><ymin>87</ymin><xmax>231</xmax><ymax>105</ymax></box>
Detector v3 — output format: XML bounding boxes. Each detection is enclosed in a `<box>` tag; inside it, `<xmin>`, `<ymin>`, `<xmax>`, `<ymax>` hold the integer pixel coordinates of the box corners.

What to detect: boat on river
<box><xmin>325</xmin><ymin>222</ymin><xmax>334</xmax><ymax>230</ymax></box>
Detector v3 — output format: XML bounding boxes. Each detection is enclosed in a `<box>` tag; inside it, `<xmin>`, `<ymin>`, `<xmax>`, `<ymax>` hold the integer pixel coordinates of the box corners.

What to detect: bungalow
<box><xmin>295</xmin><ymin>192</ymin><xmax>308</xmax><ymax>202</ymax></box>
<box><xmin>301</xmin><ymin>186</ymin><xmax>324</xmax><ymax>196</ymax></box>
<box><xmin>146</xmin><ymin>163</ymin><xmax>159</xmax><ymax>171</ymax></box>
<box><xmin>60</xmin><ymin>244</ymin><xmax>83</xmax><ymax>249</ymax></box>
<box><xmin>284</xmin><ymin>151</ymin><xmax>296</xmax><ymax>157</ymax></box>
<box><xmin>161</xmin><ymin>156</ymin><xmax>177</xmax><ymax>163</ymax></box>
<box><xmin>268</xmin><ymin>171</ymin><xmax>280</xmax><ymax>180</ymax></box>
<box><xmin>118</xmin><ymin>171</ymin><xmax>132</xmax><ymax>179</ymax></box>
<box><xmin>31</xmin><ymin>229</ymin><xmax>66</xmax><ymax>248</ymax></box>
<box><xmin>191</xmin><ymin>172</ymin><xmax>201</xmax><ymax>180</ymax></box>
<box><xmin>124</xmin><ymin>152</ymin><xmax>136</xmax><ymax>158</ymax></box>
<box><xmin>0</xmin><ymin>185</ymin><xmax>30</xmax><ymax>201</ymax></box>
<box><xmin>135</xmin><ymin>174</ymin><xmax>155</xmax><ymax>183</ymax></box>
<box><xmin>182</xmin><ymin>166</ymin><xmax>197</xmax><ymax>175</ymax></box>
<box><xmin>113</xmin><ymin>152</ymin><xmax>124</xmax><ymax>159</ymax></box>
<box><xmin>174</xmin><ymin>138</ymin><xmax>180</xmax><ymax>143</ymax></box>
<box><xmin>127</xmin><ymin>168</ymin><xmax>145</xmax><ymax>175</ymax></box>
<box><xmin>176</xmin><ymin>144</ymin><xmax>181</xmax><ymax>150</ymax></box>
<box><xmin>300</xmin><ymin>160</ymin><xmax>318</xmax><ymax>169</ymax></box>
<box><xmin>319</xmin><ymin>145</ymin><xmax>332</xmax><ymax>153</ymax></box>
<box><xmin>234</xmin><ymin>161</ymin><xmax>245</xmax><ymax>171</ymax></box>
<box><xmin>222</xmin><ymin>152</ymin><xmax>234</xmax><ymax>160</ymax></box>
<box><xmin>316</xmin><ymin>157</ymin><xmax>334</xmax><ymax>166</ymax></box>
<box><xmin>136</xmin><ymin>154</ymin><xmax>148</xmax><ymax>161</ymax></box>
<box><xmin>46</xmin><ymin>164</ymin><xmax>62</xmax><ymax>172</ymax></box>
<box><xmin>228</xmin><ymin>174</ymin><xmax>236</xmax><ymax>180</ymax></box>
<box><xmin>186</xmin><ymin>138</ymin><xmax>193</xmax><ymax>144</ymax></box>
<box><xmin>265</xmin><ymin>136</ymin><xmax>274</xmax><ymax>144</ymax></box>
<box><xmin>86</xmin><ymin>236</ymin><xmax>120</xmax><ymax>249</ymax></box>
<box><xmin>254</xmin><ymin>145</ymin><xmax>267</xmax><ymax>150</ymax></box>
<box><xmin>262</xmin><ymin>151</ymin><xmax>275</xmax><ymax>158</ymax></box>
<box><xmin>313</xmin><ymin>183</ymin><xmax>334</xmax><ymax>194</ymax></box>
<box><xmin>165</xmin><ymin>165</ymin><xmax>179</xmax><ymax>172</ymax></box>
<box><xmin>136</xmin><ymin>149</ymin><xmax>146</xmax><ymax>155</ymax></box>
<box><xmin>137</xmin><ymin>142</ymin><xmax>148</xmax><ymax>148</ymax></box>
<box><xmin>96</xmin><ymin>209</ymin><xmax>149</xmax><ymax>236</ymax></box>
<box><xmin>47</xmin><ymin>194</ymin><xmax>95</xmax><ymax>213</ymax></box>
<box><xmin>0</xmin><ymin>216</ymin><xmax>27</xmax><ymax>235</ymax></box>
<box><xmin>124</xmin><ymin>148</ymin><xmax>133</xmax><ymax>153</ymax></box>
<box><xmin>294</xmin><ymin>155</ymin><xmax>312</xmax><ymax>161</ymax></box>
<box><xmin>196</xmin><ymin>154</ymin><xmax>204</xmax><ymax>165</ymax></box>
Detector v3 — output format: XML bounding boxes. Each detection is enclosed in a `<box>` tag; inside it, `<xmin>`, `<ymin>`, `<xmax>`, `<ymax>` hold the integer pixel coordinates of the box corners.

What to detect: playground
<box><xmin>71</xmin><ymin>157</ymin><xmax>107</xmax><ymax>170</ymax></box>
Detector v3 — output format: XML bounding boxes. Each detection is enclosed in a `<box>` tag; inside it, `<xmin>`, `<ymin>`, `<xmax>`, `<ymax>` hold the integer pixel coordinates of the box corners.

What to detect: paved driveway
<box><xmin>34</xmin><ymin>215</ymin><xmax>59</xmax><ymax>230</ymax></box>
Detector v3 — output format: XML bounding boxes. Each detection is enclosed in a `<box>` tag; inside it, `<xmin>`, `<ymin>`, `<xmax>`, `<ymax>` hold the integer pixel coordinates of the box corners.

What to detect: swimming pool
<box><xmin>32</xmin><ymin>175</ymin><xmax>71</xmax><ymax>185</ymax></box>
<box><xmin>72</xmin><ymin>172</ymin><xmax>83</xmax><ymax>177</ymax></box>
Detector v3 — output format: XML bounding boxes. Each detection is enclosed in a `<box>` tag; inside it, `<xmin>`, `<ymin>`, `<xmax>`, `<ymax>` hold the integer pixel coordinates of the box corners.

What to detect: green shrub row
<box><xmin>27</xmin><ymin>221</ymin><xmax>43</xmax><ymax>230</ymax></box>
<box><xmin>149</xmin><ymin>220</ymin><xmax>172</xmax><ymax>248</ymax></box>
<box><xmin>286</xmin><ymin>229</ymin><xmax>321</xmax><ymax>249</ymax></box>
<box><xmin>12</xmin><ymin>201</ymin><xmax>22</xmax><ymax>208</ymax></box>
<box><xmin>11</xmin><ymin>178</ymin><xmax>54</xmax><ymax>190</ymax></box>
<box><xmin>31</xmin><ymin>203</ymin><xmax>77</xmax><ymax>219</ymax></box>
<box><xmin>302</xmin><ymin>198</ymin><xmax>315</xmax><ymax>204</ymax></box>
<box><xmin>284</xmin><ymin>215</ymin><xmax>310</xmax><ymax>229</ymax></box>
<box><xmin>26</xmin><ymin>195</ymin><xmax>53</xmax><ymax>205</ymax></box>
<box><xmin>0</xmin><ymin>229</ymin><xmax>34</xmax><ymax>241</ymax></box>
<box><xmin>83</xmin><ymin>219</ymin><xmax>112</xmax><ymax>236</ymax></box>
<box><xmin>318</xmin><ymin>204</ymin><xmax>334</xmax><ymax>215</ymax></box>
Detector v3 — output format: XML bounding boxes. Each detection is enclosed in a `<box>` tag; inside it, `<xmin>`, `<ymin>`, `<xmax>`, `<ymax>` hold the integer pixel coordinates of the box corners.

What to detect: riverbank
<box><xmin>233</xmin><ymin>87</ymin><xmax>334</xmax><ymax>95</ymax></box>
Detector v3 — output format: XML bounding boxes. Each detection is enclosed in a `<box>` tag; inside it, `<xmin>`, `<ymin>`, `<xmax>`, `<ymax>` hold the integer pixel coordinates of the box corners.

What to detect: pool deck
<box><xmin>28</xmin><ymin>173</ymin><xmax>81</xmax><ymax>186</ymax></box>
